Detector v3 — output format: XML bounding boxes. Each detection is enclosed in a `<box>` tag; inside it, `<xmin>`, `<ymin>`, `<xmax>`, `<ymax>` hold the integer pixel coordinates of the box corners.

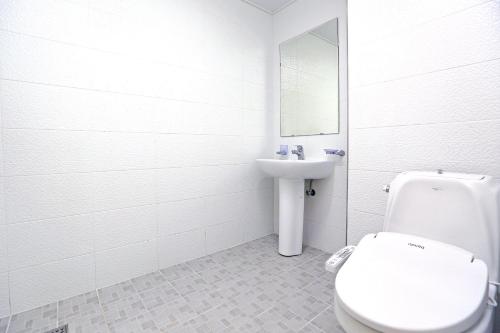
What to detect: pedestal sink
<box><xmin>256</xmin><ymin>158</ymin><xmax>335</xmax><ymax>256</ymax></box>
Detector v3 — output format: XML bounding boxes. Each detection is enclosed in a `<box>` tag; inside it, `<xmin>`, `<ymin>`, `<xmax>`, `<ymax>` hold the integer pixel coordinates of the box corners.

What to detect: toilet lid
<box><xmin>335</xmin><ymin>232</ymin><xmax>489</xmax><ymax>333</ymax></box>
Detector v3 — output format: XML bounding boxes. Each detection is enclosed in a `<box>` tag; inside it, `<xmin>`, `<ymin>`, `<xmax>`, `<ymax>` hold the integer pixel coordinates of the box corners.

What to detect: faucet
<box><xmin>291</xmin><ymin>145</ymin><xmax>305</xmax><ymax>160</ymax></box>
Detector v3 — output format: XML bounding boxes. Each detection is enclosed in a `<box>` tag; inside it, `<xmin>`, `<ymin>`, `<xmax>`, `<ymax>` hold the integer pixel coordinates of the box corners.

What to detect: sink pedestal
<box><xmin>255</xmin><ymin>158</ymin><xmax>337</xmax><ymax>256</ymax></box>
<box><xmin>278</xmin><ymin>178</ymin><xmax>305</xmax><ymax>256</ymax></box>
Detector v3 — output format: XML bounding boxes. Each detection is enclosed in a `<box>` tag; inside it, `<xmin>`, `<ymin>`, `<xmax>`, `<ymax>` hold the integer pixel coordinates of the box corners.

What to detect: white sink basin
<box><xmin>256</xmin><ymin>158</ymin><xmax>334</xmax><ymax>180</ymax></box>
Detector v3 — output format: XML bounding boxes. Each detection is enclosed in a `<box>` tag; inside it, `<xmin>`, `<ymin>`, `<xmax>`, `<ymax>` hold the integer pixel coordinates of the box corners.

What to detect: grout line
<box><xmin>5</xmin><ymin>315</ymin><xmax>11</xmax><ymax>333</ymax></box>
<box><xmin>0</xmin><ymin>29</ymin><xmax>251</xmax><ymax>84</ymax></box>
<box><xmin>351</xmin><ymin>117</ymin><xmax>500</xmax><ymax>131</ymax></box>
<box><xmin>2</xmin><ymin>163</ymin><xmax>253</xmax><ymax>178</ymax></box>
<box><xmin>351</xmin><ymin>55</ymin><xmax>500</xmax><ymax>90</ymax></box>
<box><xmin>4</xmin><ymin>186</ymin><xmax>273</xmax><ymax>226</ymax></box>
<box><xmin>1</xmin><ymin>125</ymin><xmax>261</xmax><ymax>137</ymax></box>
<box><xmin>0</xmin><ymin>77</ymin><xmax>269</xmax><ymax>110</ymax></box>
<box><xmin>55</xmin><ymin>301</ymin><xmax>59</xmax><ymax>327</ymax></box>
<box><xmin>351</xmin><ymin>209</ymin><xmax>385</xmax><ymax>217</ymax></box>
<box><xmin>302</xmin><ymin>305</ymin><xmax>331</xmax><ymax>332</ymax></box>
<box><xmin>95</xmin><ymin>288</ymin><xmax>112</xmax><ymax>333</ymax></box>
<box><xmin>353</xmin><ymin>0</ymin><xmax>495</xmax><ymax>46</ymax></box>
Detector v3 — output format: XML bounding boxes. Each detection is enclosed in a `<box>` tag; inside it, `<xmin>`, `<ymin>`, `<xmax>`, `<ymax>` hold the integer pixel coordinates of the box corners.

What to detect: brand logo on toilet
<box><xmin>408</xmin><ymin>242</ymin><xmax>425</xmax><ymax>250</ymax></box>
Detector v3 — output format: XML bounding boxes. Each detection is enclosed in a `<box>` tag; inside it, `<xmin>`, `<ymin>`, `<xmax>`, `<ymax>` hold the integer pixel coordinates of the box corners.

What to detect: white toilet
<box><xmin>334</xmin><ymin>171</ymin><xmax>500</xmax><ymax>333</ymax></box>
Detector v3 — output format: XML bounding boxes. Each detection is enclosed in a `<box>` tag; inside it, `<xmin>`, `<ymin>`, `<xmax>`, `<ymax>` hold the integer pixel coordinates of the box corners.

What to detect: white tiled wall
<box><xmin>347</xmin><ymin>1</ymin><xmax>500</xmax><ymax>328</ymax></box>
<box><xmin>0</xmin><ymin>0</ymin><xmax>274</xmax><ymax>316</ymax></box>
<box><xmin>272</xmin><ymin>0</ymin><xmax>348</xmax><ymax>253</ymax></box>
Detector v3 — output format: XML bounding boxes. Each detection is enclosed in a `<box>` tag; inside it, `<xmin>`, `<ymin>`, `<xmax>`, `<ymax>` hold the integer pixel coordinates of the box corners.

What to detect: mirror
<box><xmin>280</xmin><ymin>19</ymin><xmax>339</xmax><ymax>137</ymax></box>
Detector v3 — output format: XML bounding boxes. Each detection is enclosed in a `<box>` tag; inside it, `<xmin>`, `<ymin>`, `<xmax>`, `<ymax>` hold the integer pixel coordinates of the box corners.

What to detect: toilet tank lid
<box><xmin>400</xmin><ymin>170</ymin><xmax>487</xmax><ymax>181</ymax></box>
<box><xmin>335</xmin><ymin>232</ymin><xmax>489</xmax><ymax>333</ymax></box>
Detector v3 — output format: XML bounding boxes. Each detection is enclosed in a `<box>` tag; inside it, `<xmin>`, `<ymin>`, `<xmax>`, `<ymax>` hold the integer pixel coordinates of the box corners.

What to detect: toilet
<box><xmin>334</xmin><ymin>171</ymin><xmax>500</xmax><ymax>333</ymax></box>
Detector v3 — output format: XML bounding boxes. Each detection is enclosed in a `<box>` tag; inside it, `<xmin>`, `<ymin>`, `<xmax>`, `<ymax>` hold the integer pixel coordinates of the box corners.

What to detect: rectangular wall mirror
<box><xmin>280</xmin><ymin>18</ymin><xmax>339</xmax><ymax>137</ymax></box>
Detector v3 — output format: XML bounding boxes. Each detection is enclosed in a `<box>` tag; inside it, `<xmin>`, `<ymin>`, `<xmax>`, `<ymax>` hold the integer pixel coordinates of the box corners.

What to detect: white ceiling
<box><xmin>241</xmin><ymin>0</ymin><xmax>297</xmax><ymax>14</ymax></box>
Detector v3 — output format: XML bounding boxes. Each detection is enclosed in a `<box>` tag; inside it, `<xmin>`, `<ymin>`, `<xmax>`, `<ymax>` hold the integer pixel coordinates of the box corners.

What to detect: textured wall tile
<box><xmin>10</xmin><ymin>255</ymin><xmax>95</xmax><ymax>313</ymax></box>
<box><xmin>349</xmin><ymin>1</ymin><xmax>500</xmax><ymax>87</ymax></box>
<box><xmin>348</xmin><ymin>0</ymin><xmax>488</xmax><ymax>45</ymax></box>
<box><xmin>3</xmin><ymin>129</ymin><xmax>94</xmax><ymax>175</ymax></box>
<box><xmin>93</xmin><ymin>205</ymin><xmax>156</xmax><ymax>252</ymax></box>
<box><xmin>158</xmin><ymin>230</ymin><xmax>206</xmax><ymax>269</ymax></box>
<box><xmin>157</xmin><ymin>198</ymin><xmax>207</xmax><ymax>236</ymax></box>
<box><xmin>350</xmin><ymin>58</ymin><xmax>500</xmax><ymax>129</ymax></box>
<box><xmin>7</xmin><ymin>215</ymin><xmax>93</xmax><ymax>270</ymax></box>
<box><xmin>1</xmin><ymin>80</ymin><xmax>93</xmax><ymax>131</ymax></box>
<box><xmin>4</xmin><ymin>173</ymin><xmax>94</xmax><ymax>223</ymax></box>
<box><xmin>0</xmin><ymin>227</ymin><xmax>7</xmax><ymax>273</ymax></box>
<box><xmin>349</xmin><ymin>121</ymin><xmax>500</xmax><ymax>175</ymax></box>
<box><xmin>156</xmin><ymin>167</ymin><xmax>217</xmax><ymax>202</ymax></box>
<box><xmin>348</xmin><ymin>170</ymin><xmax>398</xmax><ymax>216</ymax></box>
<box><xmin>91</xmin><ymin>170</ymin><xmax>156</xmax><ymax>211</ymax></box>
<box><xmin>205</xmin><ymin>220</ymin><xmax>244</xmax><ymax>254</ymax></box>
<box><xmin>95</xmin><ymin>240</ymin><xmax>157</xmax><ymax>289</ymax></box>
<box><xmin>303</xmin><ymin>221</ymin><xmax>345</xmax><ymax>253</ymax></box>
<box><xmin>347</xmin><ymin>210</ymin><xmax>385</xmax><ymax>245</ymax></box>
<box><xmin>0</xmin><ymin>31</ymin><xmax>92</xmax><ymax>89</ymax></box>
<box><xmin>0</xmin><ymin>272</ymin><xmax>9</xmax><ymax>317</ymax></box>
<box><xmin>0</xmin><ymin>0</ymin><xmax>89</xmax><ymax>45</ymax></box>
<box><xmin>204</xmin><ymin>193</ymin><xmax>243</xmax><ymax>227</ymax></box>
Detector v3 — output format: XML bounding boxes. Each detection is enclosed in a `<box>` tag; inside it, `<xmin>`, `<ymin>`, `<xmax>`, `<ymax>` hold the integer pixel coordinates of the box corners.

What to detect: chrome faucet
<box><xmin>291</xmin><ymin>145</ymin><xmax>305</xmax><ymax>160</ymax></box>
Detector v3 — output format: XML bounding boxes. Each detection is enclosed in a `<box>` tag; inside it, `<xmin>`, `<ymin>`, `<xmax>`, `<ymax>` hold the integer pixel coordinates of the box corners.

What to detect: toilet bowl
<box><xmin>334</xmin><ymin>292</ymin><xmax>496</xmax><ymax>333</ymax></box>
<box><xmin>334</xmin><ymin>171</ymin><xmax>500</xmax><ymax>333</ymax></box>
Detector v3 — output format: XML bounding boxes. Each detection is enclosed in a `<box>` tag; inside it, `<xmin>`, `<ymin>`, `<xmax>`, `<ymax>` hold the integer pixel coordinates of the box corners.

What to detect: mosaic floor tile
<box><xmin>169</xmin><ymin>275</ymin><xmax>210</xmax><ymax>296</ymax></box>
<box><xmin>196</xmin><ymin>265</ymin><xmax>235</xmax><ymax>284</ymax></box>
<box><xmin>275</xmin><ymin>268</ymin><xmax>316</xmax><ymax>289</ymax></box>
<box><xmin>160</xmin><ymin>263</ymin><xmax>196</xmax><ymax>282</ymax></box>
<box><xmin>298</xmin><ymin>323</ymin><xmax>325</xmax><ymax>333</ymax></box>
<box><xmin>3</xmin><ymin>235</ymin><xmax>343</xmax><ymax>333</ymax></box>
<box><xmin>279</xmin><ymin>290</ymin><xmax>329</xmax><ymax>321</ymax></box>
<box><xmin>98</xmin><ymin>280</ymin><xmax>137</xmax><ymax>306</ymax></box>
<box><xmin>58</xmin><ymin>291</ymin><xmax>107</xmax><ymax>333</ymax></box>
<box><xmin>102</xmin><ymin>294</ymin><xmax>148</xmax><ymax>328</ymax></box>
<box><xmin>311</xmin><ymin>306</ymin><xmax>345</xmax><ymax>333</ymax></box>
<box><xmin>185</xmin><ymin>257</ymin><xmax>219</xmax><ymax>273</ymax></box>
<box><xmin>0</xmin><ymin>317</ymin><xmax>9</xmax><ymax>333</ymax></box>
<box><xmin>131</xmin><ymin>272</ymin><xmax>167</xmax><ymax>293</ymax></box>
<box><xmin>177</xmin><ymin>313</ymin><xmax>235</xmax><ymax>333</ymax></box>
<box><xmin>107</xmin><ymin>311</ymin><xmax>159</xmax><ymax>333</ymax></box>
<box><xmin>8</xmin><ymin>303</ymin><xmax>57</xmax><ymax>333</ymax></box>
<box><xmin>137</xmin><ymin>284</ymin><xmax>181</xmax><ymax>311</ymax></box>
<box><xmin>148</xmin><ymin>298</ymin><xmax>197</xmax><ymax>330</ymax></box>
<box><xmin>182</xmin><ymin>289</ymin><xmax>226</xmax><ymax>314</ymax></box>
<box><xmin>298</xmin><ymin>253</ymin><xmax>334</xmax><ymax>279</ymax></box>
<box><xmin>302</xmin><ymin>278</ymin><xmax>336</xmax><ymax>305</ymax></box>
<box><xmin>202</xmin><ymin>302</ymin><xmax>254</xmax><ymax>329</ymax></box>
<box><xmin>254</xmin><ymin>304</ymin><xmax>308</xmax><ymax>333</ymax></box>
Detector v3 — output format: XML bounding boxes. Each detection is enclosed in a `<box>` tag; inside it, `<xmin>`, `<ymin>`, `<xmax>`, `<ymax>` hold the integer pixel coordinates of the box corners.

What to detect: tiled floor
<box><xmin>1</xmin><ymin>235</ymin><xmax>345</xmax><ymax>333</ymax></box>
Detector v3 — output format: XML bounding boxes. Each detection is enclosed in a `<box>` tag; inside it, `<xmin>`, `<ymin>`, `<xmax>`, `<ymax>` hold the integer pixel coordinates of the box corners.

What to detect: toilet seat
<box><xmin>335</xmin><ymin>232</ymin><xmax>489</xmax><ymax>333</ymax></box>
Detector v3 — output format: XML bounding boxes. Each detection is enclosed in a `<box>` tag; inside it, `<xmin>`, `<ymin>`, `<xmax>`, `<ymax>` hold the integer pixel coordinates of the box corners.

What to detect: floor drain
<box><xmin>44</xmin><ymin>324</ymin><xmax>68</xmax><ymax>333</ymax></box>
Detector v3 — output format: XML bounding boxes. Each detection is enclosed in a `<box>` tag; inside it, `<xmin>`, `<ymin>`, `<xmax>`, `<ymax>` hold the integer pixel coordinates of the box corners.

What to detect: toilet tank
<box><xmin>384</xmin><ymin>171</ymin><xmax>500</xmax><ymax>280</ymax></box>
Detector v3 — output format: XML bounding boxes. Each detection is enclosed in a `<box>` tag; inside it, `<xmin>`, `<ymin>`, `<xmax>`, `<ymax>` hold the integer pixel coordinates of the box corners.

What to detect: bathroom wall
<box><xmin>272</xmin><ymin>0</ymin><xmax>348</xmax><ymax>253</ymax></box>
<box><xmin>347</xmin><ymin>0</ymin><xmax>500</xmax><ymax>243</ymax></box>
<box><xmin>0</xmin><ymin>0</ymin><xmax>273</xmax><ymax>316</ymax></box>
